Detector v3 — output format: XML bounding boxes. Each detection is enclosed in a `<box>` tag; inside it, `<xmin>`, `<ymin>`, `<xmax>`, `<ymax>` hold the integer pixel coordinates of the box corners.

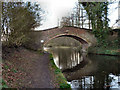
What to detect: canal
<box><xmin>44</xmin><ymin>46</ymin><xmax>120</xmax><ymax>89</ymax></box>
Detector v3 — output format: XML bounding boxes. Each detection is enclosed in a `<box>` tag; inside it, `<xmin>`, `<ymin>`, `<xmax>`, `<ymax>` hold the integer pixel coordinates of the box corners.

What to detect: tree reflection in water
<box><xmin>44</xmin><ymin>46</ymin><xmax>120</xmax><ymax>89</ymax></box>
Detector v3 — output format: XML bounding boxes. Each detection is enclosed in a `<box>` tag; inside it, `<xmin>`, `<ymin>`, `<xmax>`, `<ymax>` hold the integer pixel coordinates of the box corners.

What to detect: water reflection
<box><xmin>44</xmin><ymin>46</ymin><xmax>120</xmax><ymax>89</ymax></box>
<box><xmin>44</xmin><ymin>46</ymin><xmax>85</xmax><ymax>70</ymax></box>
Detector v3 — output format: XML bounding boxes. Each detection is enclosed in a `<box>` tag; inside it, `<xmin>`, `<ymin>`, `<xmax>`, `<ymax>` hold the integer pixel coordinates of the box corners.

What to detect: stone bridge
<box><xmin>28</xmin><ymin>26</ymin><xmax>97</xmax><ymax>51</ymax></box>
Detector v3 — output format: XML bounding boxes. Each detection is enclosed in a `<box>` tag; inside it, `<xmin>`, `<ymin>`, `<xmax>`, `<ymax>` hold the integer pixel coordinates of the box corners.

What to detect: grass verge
<box><xmin>88</xmin><ymin>46</ymin><xmax>120</xmax><ymax>56</ymax></box>
<box><xmin>1</xmin><ymin>79</ymin><xmax>8</xmax><ymax>89</ymax></box>
<box><xmin>49</xmin><ymin>54</ymin><xmax>71</xmax><ymax>88</ymax></box>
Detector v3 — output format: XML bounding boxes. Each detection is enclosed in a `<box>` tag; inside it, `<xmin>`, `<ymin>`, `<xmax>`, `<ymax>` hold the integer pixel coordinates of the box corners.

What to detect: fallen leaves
<box><xmin>2</xmin><ymin>61</ymin><xmax>30</xmax><ymax>88</ymax></box>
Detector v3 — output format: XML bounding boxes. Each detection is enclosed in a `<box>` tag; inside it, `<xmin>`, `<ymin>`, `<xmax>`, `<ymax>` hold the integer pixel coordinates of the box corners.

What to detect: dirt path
<box><xmin>2</xmin><ymin>47</ymin><xmax>55</xmax><ymax>88</ymax></box>
<box><xmin>30</xmin><ymin>53</ymin><xmax>53</xmax><ymax>88</ymax></box>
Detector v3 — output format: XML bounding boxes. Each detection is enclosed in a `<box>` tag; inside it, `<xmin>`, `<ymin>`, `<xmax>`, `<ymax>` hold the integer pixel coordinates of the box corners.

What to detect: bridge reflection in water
<box><xmin>44</xmin><ymin>46</ymin><xmax>120</xmax><ymax>89</ymax></box>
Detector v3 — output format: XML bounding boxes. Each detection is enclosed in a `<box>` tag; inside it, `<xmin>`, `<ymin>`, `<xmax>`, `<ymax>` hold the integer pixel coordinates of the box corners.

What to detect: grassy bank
<box><xmin>88</xmin><ymin>46</ymin><xmax>120</xmax><ymax>56</ymax></box>
<box><xmin>49</xmin><ymin>54</ymin><xmax>71</xmax><ymax>88</ymax></box>
<box><xmin>1</xmin><ymin>79</ymin><xmax>8</xmax><ymax>89</ymax></box>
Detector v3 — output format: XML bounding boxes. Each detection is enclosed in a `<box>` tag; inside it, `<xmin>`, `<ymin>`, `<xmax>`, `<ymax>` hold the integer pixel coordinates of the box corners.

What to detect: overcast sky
<box><xmin>34</xmin><ymin>0</ymin><xmax>78</xmax><ymax>30</ymax></box>
<box><xmin>24</xmin><ymin>0</ymin><xmax>119</xmax><ymax>30</ymax></box>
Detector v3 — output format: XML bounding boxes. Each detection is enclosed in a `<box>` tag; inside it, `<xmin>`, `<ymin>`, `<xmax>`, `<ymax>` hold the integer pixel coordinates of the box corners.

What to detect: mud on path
<box><xmin>2</xmin><ymin>47</ymin><xmax>55</xmax><ymax>88</ymax></box>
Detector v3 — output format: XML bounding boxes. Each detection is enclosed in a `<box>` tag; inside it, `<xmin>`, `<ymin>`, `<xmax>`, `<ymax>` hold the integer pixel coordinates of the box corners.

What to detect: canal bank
<box><xmin>49</xmin><ymin>54</ymin><xmax>71</xmax><ymax>88</ymax></box>
<box><xmin>88</xmin><ymin>46</ymin><xmax>120</xmax><ymax>56</ymax></box>
<box><xmin>2</xmin><ymin>45</ymin><xmax>120</xmax><ymax>89</ymax></box>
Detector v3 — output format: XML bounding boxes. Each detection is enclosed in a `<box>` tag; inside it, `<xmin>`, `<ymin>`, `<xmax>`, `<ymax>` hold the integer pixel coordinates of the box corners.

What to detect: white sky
<box><xmin>34</xmin><ymin>0</ymin><xmax>78</xmax><ymax>30</ymax></box>
<box><xmin>23</xmin><ymin>0</ymin><xmax>119</xmax><ymax>30</ymax></box>
<box><xmin>108</xmin><ymin>2</ymin><xmax>118</xmax><ymax>27</ymax></box>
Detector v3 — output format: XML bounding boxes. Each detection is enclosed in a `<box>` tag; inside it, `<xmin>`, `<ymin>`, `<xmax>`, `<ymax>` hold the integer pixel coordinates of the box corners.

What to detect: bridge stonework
<box><xmin>29</xmin><ymin>26</ymin><xmax>97</xmax><ymax>51</ymax></box>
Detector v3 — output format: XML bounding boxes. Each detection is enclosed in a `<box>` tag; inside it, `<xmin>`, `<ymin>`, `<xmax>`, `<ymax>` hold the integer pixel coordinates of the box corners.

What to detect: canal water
<box><xmin>44</xmin><ymin>46</ymin><xmax>120</xmax><ymax>89</ymax></box>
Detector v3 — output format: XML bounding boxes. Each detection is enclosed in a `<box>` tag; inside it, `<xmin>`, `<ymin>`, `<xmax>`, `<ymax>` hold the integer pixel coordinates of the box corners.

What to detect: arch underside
<box><xmin>44</xmin><ymin>34</ymin><xmax>88</xmax><ymax>46</ymax></box>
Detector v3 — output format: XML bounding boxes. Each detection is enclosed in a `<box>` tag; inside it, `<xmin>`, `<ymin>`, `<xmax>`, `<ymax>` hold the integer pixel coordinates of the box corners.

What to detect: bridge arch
<box><xmin>43</xmin><ymin>34</ymin><xmax>89</xmax><ymax>47</ymax></box>
<box><xmin>29</xmin><ymin>26</ymin><xmax>97</xmax><ymax>50</ymax></box>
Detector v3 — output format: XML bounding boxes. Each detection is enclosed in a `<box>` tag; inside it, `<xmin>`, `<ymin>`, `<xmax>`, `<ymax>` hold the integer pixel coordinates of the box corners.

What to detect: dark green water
<box><xmin>44</xmin><ymin>46</ymin><xmax>120</xmax><ymax>89</ymax></box>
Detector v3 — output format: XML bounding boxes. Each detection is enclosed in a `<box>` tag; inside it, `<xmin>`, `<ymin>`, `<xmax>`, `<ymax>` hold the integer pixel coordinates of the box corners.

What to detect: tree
<box><xmin>2</xmin><ymin>2</ymin><xmax>43</xmax><ymax>46</ymax></box>
<box><xmin>60</xmin><ymin>2</ymin><xmax>90</xmax><ymax>29</ymax></box>
<box><xmin>81</xmin><ymin>2</ymin><xmax>109</xmax><ymax>40</ymax></box>
<box><xmin>60</xmin><ymin>16</ymin><xmax>71</xmax><ymax>26</ymax></box>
